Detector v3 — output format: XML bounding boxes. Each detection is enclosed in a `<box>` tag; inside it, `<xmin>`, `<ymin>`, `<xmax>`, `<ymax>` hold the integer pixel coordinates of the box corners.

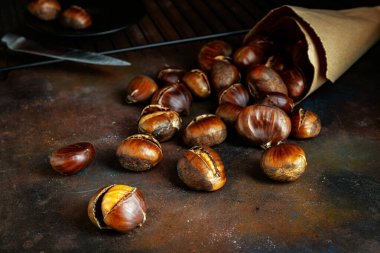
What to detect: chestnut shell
<box><xmin>218</xmin><ymin>83</ymin><xmax>250</xmax><ymax>107</ymax></box>
<box><xmin>235</xmin><ymin>105</ymin><xmax>291</xmax><ymax>149</ymax></box>
<box><xmin>198</xmin><ymin>40</ymin><xmax>232</xmax><ymax>72</ymax></box>
<box><xmin>291</xmin><ymin>108</ymin><xmax>321</xmax><ymax>139</ymax></box>
<box><xmin>61</xmin><ymin>5</ymin><xmax>92</xmax><ymax>30</ymax></box>
<box><xmin>27</xmin><ymin>0</ymin><xmax>61</xmax><ymax>21</ymax></box>
<box><xmin>125</xmin><ymin>75</ymin><xmax>158</xmax><ymax>104</ymax></box>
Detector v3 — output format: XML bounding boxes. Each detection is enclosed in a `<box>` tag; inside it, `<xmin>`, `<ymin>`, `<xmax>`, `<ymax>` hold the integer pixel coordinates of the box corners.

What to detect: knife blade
<box><xmin>1</xmin><ymin>33</ymin><xmax>131</xmax><ymax>66</ymax></box>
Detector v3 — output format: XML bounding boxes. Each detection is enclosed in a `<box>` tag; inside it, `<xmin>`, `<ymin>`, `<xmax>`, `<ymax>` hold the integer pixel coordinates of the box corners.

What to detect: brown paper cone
<box><xmin>244</xmin><ymin>5</ymin><xmax>380</xmax><ymax>102</ymax></box>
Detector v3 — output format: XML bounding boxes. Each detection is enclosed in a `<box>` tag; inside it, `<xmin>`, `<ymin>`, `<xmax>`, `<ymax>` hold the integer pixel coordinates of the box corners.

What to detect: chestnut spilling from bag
<box><xmin>244</xmin><ymin>5</ymin><xmax>380</xmax><ymax>103</ymax></box>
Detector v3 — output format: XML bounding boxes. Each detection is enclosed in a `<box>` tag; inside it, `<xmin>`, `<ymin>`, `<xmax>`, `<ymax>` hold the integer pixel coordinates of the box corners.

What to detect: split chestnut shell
<box><xmin>87</xmin><ymin>184</ymin><xmax>147</xmax><ymax>233</ymax></box>
<box><xmin>235</xmin><ymin>105</ymin><xmax>291</xmax><ymax>149</ymax></box>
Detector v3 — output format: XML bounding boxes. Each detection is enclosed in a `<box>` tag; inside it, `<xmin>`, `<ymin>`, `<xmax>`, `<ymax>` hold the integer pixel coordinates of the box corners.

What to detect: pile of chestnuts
<box><xmin>48</xmin><ymin>34</ymin><xmax>323</xmax><ymax>233</ymax></box>
<box><xmin>27</xmin><ymin>0</ymin><xmax>93</xmax><ymax>30</ymax></box>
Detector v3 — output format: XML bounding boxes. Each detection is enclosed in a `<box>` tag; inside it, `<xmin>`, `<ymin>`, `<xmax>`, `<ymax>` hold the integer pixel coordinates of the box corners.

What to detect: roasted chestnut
<box><xmin>265</xmin><ymin>54</ymin><xmax>288</xmax><ymax>73</ymax></box>
<box><xmin>151</xmin><ymin>83</ymin><xmax>193</xmax><ymax>115</ymax></box>
<box><xmin>246</xmin><ymin>34</ymin><xmax>276</xmax><ymax>56</ymax></box>
<box><xmin>236</xmin><ymin>105</ymin><xmax>291</xmax><ymax>149</ymax></box>
<box><xmin>256</xmin><ymin>92</ymin><xmax>294</xmax><ymax>114</ymax></box>
<box><xmin>116</xmin><ymin>134</ymin><xmax>163</xmax><ymax>171</ymax></box>
<box><xmin>232</xmin><ymin>45</ymin><xmax>266</xmax><ymax>69</ymax></box>
<box><xmin>177</xmin><ymin>146</ymin><xmax>226</xmax><ymax>191</ymax></box>
<box><xmin>27</xmin><ymin>0</ymin><xmax>61</xmax><ymax>21</ymax></box>
<box><xmin>157</xmin><ymin>67</ymin><xmax>185</xmax><ymax>85</ymax></box>
<box><xmin>49</xmin><ymin>142</ymin><xmax>95</xmax><ymax>175</ymax></box>
<box><xmin>183</xmin><ymin>114</ymin><xmax>227</xmax><ymax>147</ymax></box>
<box><xmin>61</xmin><ymin>5</ymin><xmax>92</xmax><ymax>30</ymax></box>
<box><xmin>261</xmin><ymin>143</ymin><xmax>307</xmax><ymax>182</ymax></box>
<box><xmin>88</xmin><ymin>184</ymin><xmax>147</xmax><ymax>233</ymax></box>
<box><xmin>125</xmin><ymin>75</ymin><xmax>158</xmax><ymax>104</ymax></box>
<box><xmin>281</xmin><ymin>66</ymin><xmax>306</xmax><ymax>101</ymax></box>
<box><xmin>182</xmin><ymin>69</ymin><xmax>211</xmax><ymax>98</ymax></box>
<box><xmin>198</xmin><ymin>40</ymin><xmax>232</xmax><ymax>72</ymax></box>
<box><xmin>246</xmin><ymin>65</ymin><xmax>288</xmax><ymax>99</ymax></box>
<box><xmin>210</xmin><ymin>61</ymin><xmax>240</xmax><ymax>93</ymax></box>
<box><xmin>137</xmin><ymin>104</ymin><xmax>181</xmax><ymax>142</ymax></box>
<box><xmin>291</xmin><ymin>108</ymin><xmax>321</xmax><ymax>139</ymax></box>
<box><xmin>215</xmin><ymin>103</ymin><xmax>243</xmax><ymax>125</ymax></box>
<box><xmin>218</xmin><ymin>83</ymin><xmax>249</xmax><ymax>107</ymax></box>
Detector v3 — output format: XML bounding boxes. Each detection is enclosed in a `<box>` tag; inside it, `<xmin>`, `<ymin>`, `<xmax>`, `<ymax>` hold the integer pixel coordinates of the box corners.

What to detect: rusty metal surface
<box><xmin>1</xmin><ymin>37</ymin><xmax>380</xmax><ymax>252</ymax></box>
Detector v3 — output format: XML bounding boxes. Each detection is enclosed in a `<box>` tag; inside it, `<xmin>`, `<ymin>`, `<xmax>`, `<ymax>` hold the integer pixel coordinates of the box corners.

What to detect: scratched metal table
<box><xmin>1</xmin><ymin>1</ymin><xmax>380</xmax><ymax>253</ymax></box>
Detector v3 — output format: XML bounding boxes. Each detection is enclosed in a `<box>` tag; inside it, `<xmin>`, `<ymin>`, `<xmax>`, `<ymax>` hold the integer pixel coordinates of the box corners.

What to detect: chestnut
<box><xmin>215</xmin><ymin>103</ymin><xmax>243</xmax><ymax>125</ymax></box>
<box><xmin>256</xmin><ymin>92</ymin><xmax>294</xmax><ymax>114</ymax></box>
<box><xmin>177</xmin><ymin>146</ymin><xmax>226</xmax><ymax>191</ymax></box>
<box><xmin>281</xmin><ymin>66</ymin><xmax>306</xmax><ymax>101</ymax></box>
<box><xmin>61</xmin><ymin>5</ymin><xmax>92</xmax><ymax>30</ymax></box>
<box><xmin>232</xmin><ymin>45</ymin><xmax>266</xmax><ymax>69</ymax></box>
<box><xmin>27</xmin><ymin>0</ymin><xmax>61</xmax><ymax>21</ymax></box>
<box><xmin>88</xmin><ymin>184</ymin><xmax>147</xmax><ymax>233</ymax></box>
<box><xmin>210</xmin><ymin>61</ymin><xmax>240</xmax><ymax>93</ymax></box>
<box><xmin>218</xmin><ymin>83</ymin><xmax>249</xmax><ymax>107</ymax></box>
<box><xmin>235</xmin><ymin>105</ymin><xmax>291</xmax><ymax>149</ymax></box>
<box><xmin>246</xmin><ymin>65</ymin><xmax>288</xmax><ymax>99</ymax></box>
<box><xmin>246</xmin><ymin>34</ymin><xmax>276</xmax><ymax>56</ymax></box>
<box><xmin>157</xmin><ymin>67</ymin><xmax>185</xmax><ymax>85</ymax></box>
<box><xmin>116</xmin><ymin>134</ymin><xmax>163</xmax><ymax>171</ymax></box>
<box><xmin>261</xmin><ymin>143</ymin><xmax>307</xmax><ymax>182</ymax></box>
<box><xmin>198</xmin><ymin>40</ymin><xmax>232</xmax><ymax>72</ymax></box>
<box><xmin>182</xmin><ymin>69</ymin><xmax>211</xmax><ymax>98</ymax></box>
<box><xmin>291</xmin><ymin>108</ymin><xmax>321</xmax><ymax>139</ymax></box>
<box><xmin>137</xmin><ymin>104</ymin><xmax>181</xmax><ymax>142</ymax></box>
<box><xmin>151</xmin><ymin>82</ymin><xmax>193</xmax><ymax>115</ymax></box>
<box><xmin>125</xmin><ymin>75</ymin><xmax>158</xmax><ymax>104</ymax></box>
<box><xmin>183</xmin><ymin>114</ymin><xmax>227</xmax><ymax>147</ymax></box>
<box><xmin>265</xmin><ymin>54</ymin><xmax>288</xmax><ymax>73</ymax></box>
<box><xmin>49</xmin><ymin>142</ymin><xmax>95</xmax><ymax>175</ymax></box>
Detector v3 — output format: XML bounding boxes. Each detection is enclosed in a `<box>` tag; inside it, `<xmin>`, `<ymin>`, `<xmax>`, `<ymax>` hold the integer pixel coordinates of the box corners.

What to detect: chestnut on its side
<box><xmin>232</xmin><ymin>45</ymin><xmax>266</xmax><ymax>69</ymax></box>
<box><xmin>157</xmin><ymin>67</ymin><xmax>186</xmax><ymax>85</ymax></box>
<box><xmin>182</xmin><ymin>69</ymin><xmax>211</xmax><ymax>98</ymax></box>
<box><xmin>88</xmin><ymin>184</ymin><xmax>147</xmax><ymax>233</ymax></box>
<box><xmin>210</xmin><ymin>61</ymin><xmax>240</xmax><ymax>93</ymax></box>
<box><xmin>116</xmin><ymin>134</ymin><xmax>163</xmax><ymax>172</ymax></box>
<box><xmin>218</xmin><ymin>83</ymin><xmax>250</xmax><ymax>107</ymax></box>
<box><xmin>215</xmin><ymin>103</ymin><xmax>243</xmax><ymax>126</ymax></box>
<box><xmin>291</xmin><ymin>108</ymin><xmax>321</xmax><ymax>139</ymax></box>
<box><xmin>198</xmin><ymin>40</ymin><xmax>232</xmax><ymax>72</ymax></box>
<box><xmin>27</xmin><ymin>0</ymin><xmax>61</xmax><ymax>21</ymax></box>
<box><xmin>177</xmin><ymin>146</ymin><xmax>226</xmax><ymax>191</ymax></box>
<box><xmin>61</xmin><ymin>5</ymin><xmax>92</xmax><ymax>30</ymax></box>
<box><xmin>281</xmin><ymin>66</ymin><xmax>307</xmax><ymax>101</ymax></box>
<box><xmin>49</xmin><ymin>142</ymin><xmax>96</xmax><ymax>175</ymax></box>
<box><xmin>261</xmin><ymin>143</ymin><xmax>307</xmax><ymax>182</ymax></box>
<box><xmin>125</xmin><ymin>75</ymin><xmax>158</xmax><ymax>104</ymax></box>
<box><xmin>255</xmin><ymin>92</ymin><xmax>294</xmax><ymax>114</ymax></box>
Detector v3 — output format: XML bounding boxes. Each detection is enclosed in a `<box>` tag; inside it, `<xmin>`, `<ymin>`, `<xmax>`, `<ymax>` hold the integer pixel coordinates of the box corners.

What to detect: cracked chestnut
<box><xmin>49</xmin><ymin>142</ymin><xmax>95</xmax><ymax>175</ymax></box>
<box><xmin>291</xmin><ymin>108</ymin><xmax>321</xmax><ymax>139</ymax></box>
<box><xmin>182</xmin><ymin>69</ymin><xmax>211</xmax><ymax>98</ymax></box>
<box><xmin>236</xmin><ymin>105</ymin><xmax>291</xmax><ymax>149</ymax></box>
<box><xmin>151</xmin><ymin>82</ymin><xmax>193</xmax><ymax>115</ymax></box>
<box><xmin>138</xmin><ymin>104</ymin><xmax>181</xmax><ymax>142</ymax></box>
<box><xmin>61</xmin><ymin>5</ymin><xmax>92</xmax><ymax>30</ymax></box>
<box><xmin>177</xmin><ymin>146</ymin><xmax>226</xmax><ymax>191</ymax></box>
<box><xmin>27</xmin><ymin>0</ymin><xmax>61</xmax><ymax>21</ymax></box>
<box><xmin>218</xmin><ymin>83</ymin><xmax>249</xmax><ymax>107</ymax></box>
<box><xmin>261</xmin><ymin>143</ymin><xmax>307</xmax><ymax>182</ymax></box>
<box><xmin>125</xmin><ymin>75</ymin><xmax>158</xmax><ymax>104</ymax></box>
<box><xmin>116</xmin><ymin>134</ymin><xmax>163</xmax><ymax>171</ymax></box>
<box><xmin>88</xmin><ymin>184</ymin><xmax>147</xmax><ymax>233</ymax></box>
<box><xmin>183</xmin><ymin>114</ymin><xmax>227</xmax><ymax>147</ymax></box>
<box><xmin>210</xmin><ymin>61</ymin><xmax>240</xmax><ymax>93</ymax></box>
<box><xmin>198</xmin><ymin>40</ymin><xmax>232</xmax><ymax>72</ymax></box>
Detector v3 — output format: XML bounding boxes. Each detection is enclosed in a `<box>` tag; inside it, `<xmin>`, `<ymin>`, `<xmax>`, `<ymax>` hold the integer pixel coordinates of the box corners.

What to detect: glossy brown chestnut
<box><xmin>182</xmin><ymin>69</ymin><xmax>211</xmax><ymax>98</ymax></box>
<box><xmin>246</xmin><ymin>65</ymin><xmax>288</xmax><ymax>99</ymax></box>
<box><xmin>256</xmin><ymin>92</ymin><xmax>294</xmax><ymax>114</ymax></box>
<box><xmin>291</xmin><ymin>108</ymin><xmax>321</xmax><ymax>139</ymax></box>
<box><xmin>125</xmin><ymin>75</ymin><xmax>158</xmax><ymax>104</ymax></box>
<box><xmin>157</xmin><ymin>67</ymin><xmax>185</xmax><ymax>85</ymax></box>
<box><xmin>183</xmin><ymin>114</ymin><xmax>227</xmax><ymax>147</ymax></box>
<box><xmin>232</xmin><ymin>45</ymin><xmax>266</xmax><ymax>69</ymax></box>
<box><xmin>88</xmin><ymin>184</ymin><xmax>147</xmax><ymax>233</ymax></box>
<box><xmin>116</xmin><ymin>134</ymin><xmax>163</xmax><ymax>171</ymax></box>
<box><xmin>236</xmin><ymin>105</ymin><xmax>291</xmax><ymax>149</ymax></box>
<box><xmin>218</xmin><ymin>83</ymin><xmax>250</xmax><ymax>107</ymax></box>
<box><xmin>281</xmin><ymin>66</ymin><xmax>306</xmax><ymax>101</ymax></box>
<box><xmin>246</xmin><ymin>34</ymin><xmax>276</xmax><ymax>56</ymax></box>
<box><xmin>137</xmin><ymin>104</ymin><xmax>182</xmax><ymax>142</ymax></box>
<box><xmin>215</xmin><ymin>103</ymin><xmax>243</xmax><ymax>125</ymax></box>
<box><xmin>27</xmin><ymin>0</ymin><xmax>61</xmax><ymax>21</ymax></box>
<box><xmin>177</xmin><ymin>146</ymin><xmax>226</xmax><ymax>191</ymax></box>
<box><xmin>261</xmin><ymin>143</ymin><xmax>307</xmax><ymax>182</ymax></box>
<box><xmin>151</xmin><ymin>82</ymin><xmax>193</xmax><ymax>115</ymax></box>
<box><xmin>49</xmin><ymin>142</ymin><xmax>95</xmax><ymax>175</ymax></box>
<box><xmin>265</xmin><ymin>54</ymin><xmax>288</xmax><ymax>73</ymax></box>
<box><xmin>61</xmin><ymin>5</ymin><xmax>92</xmax><ymax>30</ymax></box>
<box><xmin>210</xmin><ymin>61</ymin><xmax>240</xmax><ymax>93</ymax></box>
<box><xmin>198</xmin><ymin>40</ymin><xmax>232</xmax><ymax>72</ymax></box>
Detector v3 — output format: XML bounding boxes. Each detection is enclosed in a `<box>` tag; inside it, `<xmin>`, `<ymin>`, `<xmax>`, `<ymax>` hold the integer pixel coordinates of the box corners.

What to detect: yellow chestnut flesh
<box><xmin>177</xmin><ymin>146</ymin><xmax>226</xmax><ymax>191</ymax></box>
<box><xmin>87</xmin><ymin>184</ymin><xmax>147</xmax><ymax>233</ymax></box>
<box><xmin>261</xmin><ymin>143</ymin><xmax>307</xmax><ymax>182</ymax></box>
